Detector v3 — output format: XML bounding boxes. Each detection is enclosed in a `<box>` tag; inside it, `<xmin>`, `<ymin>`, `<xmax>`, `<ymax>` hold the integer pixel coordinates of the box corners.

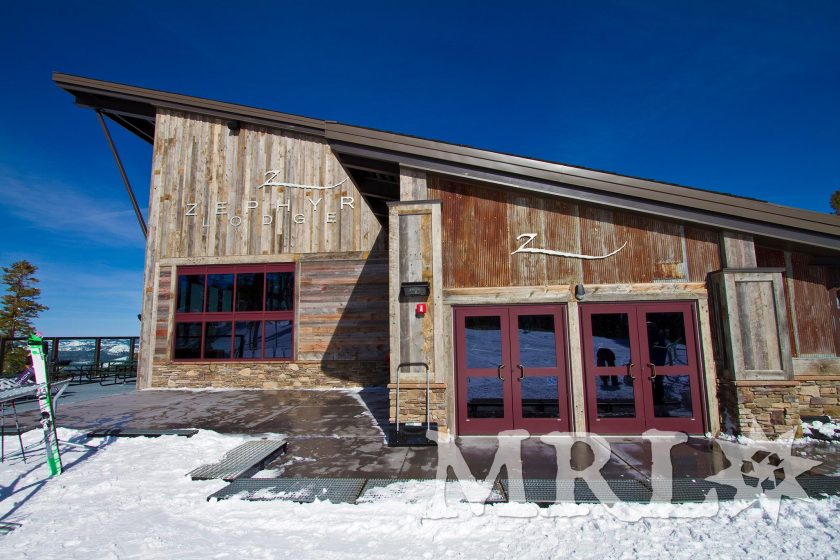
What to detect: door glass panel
<box><xmin>465</xmin><ymin>316</ymin><xmax>502</xmax><ymax>369</ymax></box>
<box><xmin>646</xmin><ymin>312</ymin><xmax>688</xmax><ymax>366</ymax></box>
<box><xmin>652</xmin><ymin>375</ymin><xmax>693</xmax><ymax>417</ymax></box>
<box><xmin>518</xmin><ymin>315</ymin><xmax>556</xmax><ymax>367</ymax></box>
<box><xmin>466</xmin><ymin>377</ymin><xmax>504</xmax><ymax>418</ymax></box>
<box><xmin>596</xmin><ymin>376</ymin><xmax>636</xmax><ymax>418</ymax></box>
<box><xmin>521</xmin><ymin>376</ymin><xmax>560</xmax><ymax>418</ymax></box>
<box><xmin>591</xmin><ymin>313</ymin><xmax>631</xmax><ymax>367</ymax></box>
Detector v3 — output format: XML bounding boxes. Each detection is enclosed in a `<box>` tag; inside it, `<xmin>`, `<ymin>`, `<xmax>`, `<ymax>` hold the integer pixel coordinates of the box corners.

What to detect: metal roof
<box><xmin>53</xmin><ymin>71</ymin><xmax>840</xmax><ymax>252</ymax></box>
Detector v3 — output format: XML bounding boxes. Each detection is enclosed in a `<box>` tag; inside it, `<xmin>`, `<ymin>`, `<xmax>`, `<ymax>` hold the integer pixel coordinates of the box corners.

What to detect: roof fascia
<box><xmin>330</xmin><ymin>140</ymin><xmax>840</xmax><ymax>252</ymax></box>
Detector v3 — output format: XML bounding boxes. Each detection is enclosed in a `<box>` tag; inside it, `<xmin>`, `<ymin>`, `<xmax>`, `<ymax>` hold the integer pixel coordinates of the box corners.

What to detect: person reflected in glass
<box><xmin>597</xmin><ymin>347</ymin><xmax>620</xmax><ymax>390</ymax></box>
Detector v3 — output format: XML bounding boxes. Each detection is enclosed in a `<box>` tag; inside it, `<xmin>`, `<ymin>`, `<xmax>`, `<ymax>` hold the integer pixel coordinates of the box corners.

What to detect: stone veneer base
<box><xmin>151</xmin><ymin>360</ymin><xmax>388</xmax><ymax>389</ymax></box>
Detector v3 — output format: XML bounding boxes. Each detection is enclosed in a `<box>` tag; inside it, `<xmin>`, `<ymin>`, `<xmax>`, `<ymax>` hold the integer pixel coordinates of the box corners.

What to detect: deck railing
<box><xmin>0</xmin><ymin>336</ymin><xmax>140</xmax><ymax>385</ymax></box>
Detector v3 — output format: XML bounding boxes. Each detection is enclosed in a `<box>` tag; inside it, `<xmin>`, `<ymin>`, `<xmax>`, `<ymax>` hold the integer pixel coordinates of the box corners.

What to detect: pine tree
<box><xmin>831</xmin><ymin>190</ymin><xmax>840</xmax><ymax>215</ymax></box>
<box><xmin>0</xmin><ymin>260</ymin><xmax>48</xmax><ymax>372</ymax></box>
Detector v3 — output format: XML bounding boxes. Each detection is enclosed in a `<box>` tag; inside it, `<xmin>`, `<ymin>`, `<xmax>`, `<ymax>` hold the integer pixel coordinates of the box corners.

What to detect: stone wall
<box><xmin>388</xmin><ymin>385</ymin><xmax>447</xmax><ymax>429</ymax></box>
<box><xmin>798</xmin><ymin>379</ymin><xmax>840</xmax><ymax>418</ymax></box>
<box><xmin>151</xmin><ymin>360</ymin><xmax>388</xmax><ymax>389</ymax></box>
<box><xmin>718</xmin><ymin>380</ymin><xmax>801</xmax><ymax>437</ymax></box>
<box><xmin>717</xmin><ymin>377</ymin><xmax>840</xmax><ymax>438</ymax></box>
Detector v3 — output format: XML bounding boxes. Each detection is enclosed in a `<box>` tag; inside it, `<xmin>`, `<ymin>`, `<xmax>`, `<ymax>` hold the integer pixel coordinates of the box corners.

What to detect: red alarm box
<box><xmin>415</xmin><ymin>303</ymin><xmax>427</xmax><ymax>315</ymax></box>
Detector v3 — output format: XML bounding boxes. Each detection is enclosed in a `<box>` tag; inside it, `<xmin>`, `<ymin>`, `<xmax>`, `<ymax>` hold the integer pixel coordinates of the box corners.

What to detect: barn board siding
<box><xmin>152</xmin><ymin>110</ymin><xmax>383</xmax><ymax>259</ymax></box>
<box><xmin>428</xmin><ymin>175</ymin><xmax>720</xmax><ymax>289</ymax></box>
<box><xmin>297</xmin><ymin>259</ymin><xmax>389</xmax><ymax>361</ymax></box>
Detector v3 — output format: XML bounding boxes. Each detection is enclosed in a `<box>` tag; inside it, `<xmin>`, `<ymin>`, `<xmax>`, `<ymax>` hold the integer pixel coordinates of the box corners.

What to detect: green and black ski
<box><xmin>28</xmin><ymin>334</ymin><xmax>62</xmax><ymax>476</ymax></box>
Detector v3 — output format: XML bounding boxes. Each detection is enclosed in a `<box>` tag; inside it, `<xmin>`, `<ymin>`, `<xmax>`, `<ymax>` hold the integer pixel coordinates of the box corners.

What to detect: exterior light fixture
<box><xmin>226</xmin><ymin>120</ymin><xmax>241</xmax><ymax>132</ymax></box>
<box><xmin>574</xmin><ymin>284</ymin><xmax>586</xmax><ymax>301</ymax></box>
<box><xmin>400</xmin><ymin>281</ymin><xmax>430</xmax><ymax>298</ymax></box>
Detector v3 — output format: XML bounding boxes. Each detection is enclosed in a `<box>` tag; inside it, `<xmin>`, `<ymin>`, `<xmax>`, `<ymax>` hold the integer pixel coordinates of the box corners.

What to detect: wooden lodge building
<box><xmin>55</xmin><ymin>72</ymin><xmax>840</xmax><ymax>438</ymax></box>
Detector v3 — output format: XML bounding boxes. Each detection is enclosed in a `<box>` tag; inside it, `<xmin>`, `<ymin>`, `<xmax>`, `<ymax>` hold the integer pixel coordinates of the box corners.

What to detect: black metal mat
<box><xmin>86</xmin><ymin>428</ymin><xmax>199</xmax><ymax>438</ymax></box>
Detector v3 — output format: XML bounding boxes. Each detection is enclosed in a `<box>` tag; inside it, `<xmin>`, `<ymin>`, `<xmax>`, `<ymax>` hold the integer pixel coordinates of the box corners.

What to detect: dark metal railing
<box><xmin>0</xmin><ymin>336</ymin><xmax>140</xmax><ymax>385</ymax></box>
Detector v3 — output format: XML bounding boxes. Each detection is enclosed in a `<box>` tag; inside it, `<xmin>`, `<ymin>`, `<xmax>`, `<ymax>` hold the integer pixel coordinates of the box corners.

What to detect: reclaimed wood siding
<box><xmin>151</xmin><ymin>110</ymin><xmax>383</xmax><ymax>259</ymax></box>
<box><xmin>153</xmin><ymin>266</ymin><xmax>173</xmax><ymax>362</ymax></box>
<box><xmin>428</xmin><ymin>176</ymin><xmax>720</xmax><ymax>288</ymax></box>
<box><xmin>297</xmin><ymin>259</ymin><xmax>389</xmax><ymax>361</ymax></box>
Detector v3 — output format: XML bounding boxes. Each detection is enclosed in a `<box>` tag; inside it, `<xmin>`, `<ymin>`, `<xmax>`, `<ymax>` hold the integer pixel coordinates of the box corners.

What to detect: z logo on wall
<box><xmin>258</xmin><ymin>170</ymin><xmax>348</xmax><ymax>191</ymax></box>
<box><xmin>512</xmin><ymin>233</ymin><xmax>626</xmax><ymax>260</ymax></box>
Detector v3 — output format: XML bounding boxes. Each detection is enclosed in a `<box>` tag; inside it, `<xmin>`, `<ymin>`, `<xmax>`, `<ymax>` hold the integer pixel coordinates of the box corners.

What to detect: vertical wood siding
<box><xmin>151</xmin><ymin>110</ymin><xmax>383</xmax><ymax>259</ymax></box>
<box><xmin>428</xmin><ymin>176</ymin><xmax>720</xmax><ymax>288</ymax></box>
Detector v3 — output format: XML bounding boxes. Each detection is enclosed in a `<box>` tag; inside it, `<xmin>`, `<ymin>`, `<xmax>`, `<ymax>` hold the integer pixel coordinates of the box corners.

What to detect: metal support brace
<box><xmin>95</xmin><ymin>110</ymin><xmax>148</xmax><ymax>238</ymax></box>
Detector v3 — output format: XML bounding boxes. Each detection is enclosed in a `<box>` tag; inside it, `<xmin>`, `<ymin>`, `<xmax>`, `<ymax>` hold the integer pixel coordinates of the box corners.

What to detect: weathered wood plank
<box><xmin>151</xmin><ymin>111</ymin><xmax>381</xmax><ymax>259</ymax></box>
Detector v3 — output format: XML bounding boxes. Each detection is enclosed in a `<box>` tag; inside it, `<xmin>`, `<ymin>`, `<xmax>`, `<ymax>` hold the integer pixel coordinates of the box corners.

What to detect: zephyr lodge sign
<box><xmin>184</xmin><ymin>170</ymin><xmax>355</xmax><ymax>228</ymax></box>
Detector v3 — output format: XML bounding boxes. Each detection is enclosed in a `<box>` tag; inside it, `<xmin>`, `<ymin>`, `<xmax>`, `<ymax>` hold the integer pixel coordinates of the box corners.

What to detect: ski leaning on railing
<box><xmin>28</xmin><ymin>334</ymin><xmax>62</xmax><ymax>476</ymax></box>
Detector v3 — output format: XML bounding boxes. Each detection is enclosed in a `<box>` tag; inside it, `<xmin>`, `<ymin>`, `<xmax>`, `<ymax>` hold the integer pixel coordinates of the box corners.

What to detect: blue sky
<box><xmin>1</xmin><ymin>1</ymin><xmax>839</xmax><ymax>336</ymax></box>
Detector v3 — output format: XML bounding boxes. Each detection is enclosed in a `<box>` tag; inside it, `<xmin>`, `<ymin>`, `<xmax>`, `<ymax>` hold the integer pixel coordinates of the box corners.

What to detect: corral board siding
<box><xmin>428</xmin><ymin>175</ymin><xmax>720</xmax><ymax>288</ymax></box>
<box><xmin>297</xmin><ymin>259</ymin><xmax>390</xmax><ymax>361</ymax></box>
<box><xmin>151</xmin><ymin>110</ymin><xmax>384</xmax><ymax>259</ymax></box>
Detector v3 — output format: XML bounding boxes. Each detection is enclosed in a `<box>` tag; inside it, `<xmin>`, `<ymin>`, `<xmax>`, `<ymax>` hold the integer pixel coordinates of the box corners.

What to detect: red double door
<box><xmin>454</xmin><ymin>306</ymin><xmax>571</xmax><ymax>435</ymax></box>
<box><xmin>454</xmin><ymin>302</ymin><xmax>706</xmax><ymax>435</ymax></box>
<box><xmin>580</xmin><ymin>302</ymin><xmax>705</xmax><ymax>434</ymax></box>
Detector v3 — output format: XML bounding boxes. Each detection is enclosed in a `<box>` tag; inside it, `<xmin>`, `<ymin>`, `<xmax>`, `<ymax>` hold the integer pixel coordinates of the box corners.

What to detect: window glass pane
<box><xmin>466</xmin><ymin>377</ymin><xmax>504</xmax><ymax>418</ymax></box>
<box><xmin>177</xmin><ymin>274</ymin><xmax>205</xmax><ymax>313</ymax></box>
<box><xmin>265</xmin><ymin>320</ymin><xmax>293</xmax><ymax>358</ymax></box>
<box><xmin>204</xmin><ymin>321</ymin><xmax>232</xmax><ymax>359</ymax></box>
<box><xmin>266</xmin><ymin>272</ymin><xmax>294</xmax><ymax>311</ymax></box>
<box><xmin>646</xmin><ymin>312</ymin><xmax>688</xmax><ymax>366</ymax></box>
<box><xmin>234</xmin><ymin>321</ymin><xmax>262</xmax><ymax>359</ymax></box>
<box><xmin>206</xmin><ymin>274</ymin><xmax>234</xmax><ymax>312</ymax></box>
<box><xmin>591</xmin><ymin>313</ymin><xmax>631</xmax><ymax>367</ymax></box>
<box><xmin>465</xmin><ymin>316</ymin><xmax>502</xmax><ymax>369</ymax></box>
<box><xmin>518</xmin><ymin>315</ymin><xmax>556</xmax><ymax>367</ymax></box>
<box><xmin>174</xmin><ymin>323</ymin><xmax>202</xmax><ymax>359</ymax></box>
<box><xmin>236</xmin><ymin>273</ymin><xmax>264</xmax><ymax>312</ymax></box>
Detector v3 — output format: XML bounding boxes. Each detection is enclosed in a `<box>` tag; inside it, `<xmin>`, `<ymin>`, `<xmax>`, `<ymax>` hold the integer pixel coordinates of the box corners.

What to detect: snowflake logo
<box><xmin>707</xmin><ymin>422</ymin><xmax>820</xmax><ymax>521</ymax></box>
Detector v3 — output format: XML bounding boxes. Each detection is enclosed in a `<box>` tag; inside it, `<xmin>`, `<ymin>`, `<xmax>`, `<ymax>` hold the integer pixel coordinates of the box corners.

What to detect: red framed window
<box><xmin>173</xmin><ymin>264</ymin><xmax>295</xmax><ymax>361</ymax></box>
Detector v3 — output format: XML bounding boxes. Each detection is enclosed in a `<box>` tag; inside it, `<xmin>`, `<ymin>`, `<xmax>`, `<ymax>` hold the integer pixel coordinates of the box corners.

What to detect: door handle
<box><xmin>517</xmin><ymin>364</ymin><xmax>525</xmax><ymax>381</ymax></box>
<box><xmin>497</xmin><ymin>364</ymin><xmax>505</xmax><ymax>381</ymax></box>
<box><xmin>647</xmin><ymin>363</ymin><xmax>657</xmax><ymax>380</ymax></box>
<box><xmin>625</xmin><ymin>361</ymin><xmax>636</xmax><ymax>380</ymax></box>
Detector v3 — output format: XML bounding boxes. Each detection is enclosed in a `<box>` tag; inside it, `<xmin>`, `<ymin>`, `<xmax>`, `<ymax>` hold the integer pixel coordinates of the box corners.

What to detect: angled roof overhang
<box><xmin>53</xmin><ymin>71</ymin><xmax>840</xmax><ymax>254</ymax></box>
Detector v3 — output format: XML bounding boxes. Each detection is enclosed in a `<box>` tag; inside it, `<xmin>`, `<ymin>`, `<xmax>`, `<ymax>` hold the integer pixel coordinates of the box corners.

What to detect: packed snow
<box><xmin>2</xmin><ymin>428</ymin><xmax>840</xmax><ymax>558</ymax></box>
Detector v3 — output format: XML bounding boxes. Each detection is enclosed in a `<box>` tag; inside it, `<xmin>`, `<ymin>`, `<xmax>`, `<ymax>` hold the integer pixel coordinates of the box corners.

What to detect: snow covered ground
<box><xmin>2</xmin><ymin>429</ymin><xmax>840</xmax><ymax>558</ymax></box>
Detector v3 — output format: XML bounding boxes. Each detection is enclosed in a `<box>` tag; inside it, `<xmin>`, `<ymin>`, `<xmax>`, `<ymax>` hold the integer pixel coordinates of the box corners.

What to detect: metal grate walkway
<box><xmin>189</xmin><ymin>439</ymin><xmax>287</xmax><ymax>481</ymax></box>
<box><xmin>209</xmin><ymin>477</ymin><xmax>366</xmax><ymax>503</ymax></box>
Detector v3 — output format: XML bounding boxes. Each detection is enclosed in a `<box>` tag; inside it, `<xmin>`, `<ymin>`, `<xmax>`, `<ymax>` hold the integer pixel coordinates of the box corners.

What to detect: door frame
<box><xmin>580</xmin><ymin>300</ymin><xmax>708</xmax><ymax>435</ymax></box>
<box><xmin>453</xmin><ymin>304</ymin><xmax>572</xmax><ymax>436</ymax></box>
